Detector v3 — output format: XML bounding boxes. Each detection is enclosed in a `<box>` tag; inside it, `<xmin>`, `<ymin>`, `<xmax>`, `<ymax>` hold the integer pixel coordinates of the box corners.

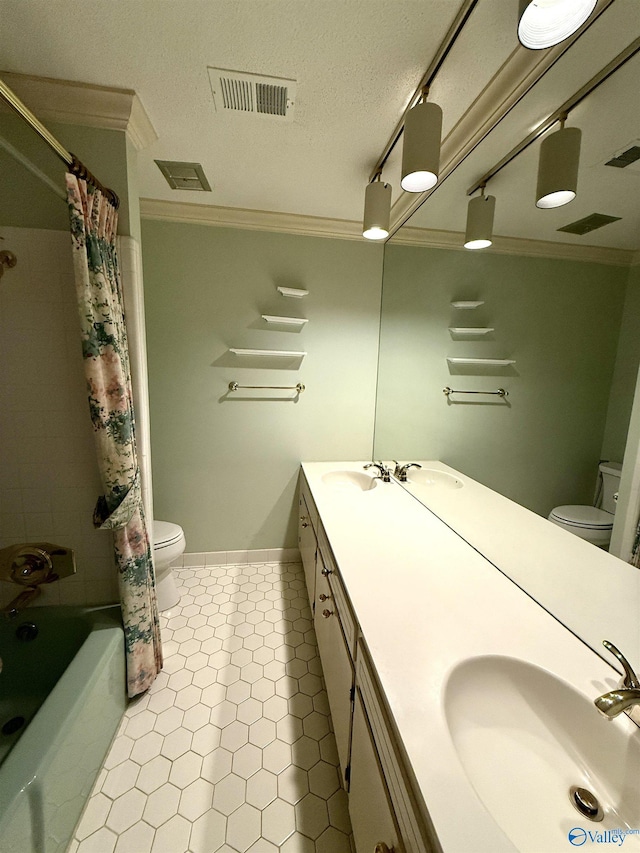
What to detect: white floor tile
<box><xmin>71</xmin><ymin>561</ymin><xmax>353</xmax><ymax>853</ymax></box>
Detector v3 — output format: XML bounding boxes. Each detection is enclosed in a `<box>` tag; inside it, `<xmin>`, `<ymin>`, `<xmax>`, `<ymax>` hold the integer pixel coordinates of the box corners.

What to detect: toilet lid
<box><xmin>550</xmin><ymin>505</ymin><xmax>613</xmax><ymax>529</ymax></box>
<box><xmin>153</xmin><ymin>520</ymin><xmax>184</xmax><ymax>548</ymax></box>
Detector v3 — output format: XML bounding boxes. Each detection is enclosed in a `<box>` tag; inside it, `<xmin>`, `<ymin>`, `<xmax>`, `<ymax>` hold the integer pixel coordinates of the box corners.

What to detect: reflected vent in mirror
<box><xmin>155</xmin><ymin>160</ymin><xmax>212</xmax><ymax>192</ymax></box>
<box><xmin>208</xmin><ymin>67</ymin><xmax>296</xmax><ymax>121</ymax></box>
<box><xmin>557</xmin><ymin>213</ymin><xmax>621</xmax><ymax>236</ymax></box>
<box><xmin>604</xmin><ymin>143</ymin><xmax>640</xmax><ymax>169</ymax></box>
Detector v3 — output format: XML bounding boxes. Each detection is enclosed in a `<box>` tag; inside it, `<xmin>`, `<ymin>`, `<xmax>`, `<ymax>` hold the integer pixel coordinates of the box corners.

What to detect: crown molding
<box><xmin>141</xmin><ymin>197</ymin><xmax>635</xmax><ymax>265</ymax></box>
<box><xmin>0</xmin><ymin>71</ymin><xmax>157</xmax><ymax>150</ymax></box>
<box><xmin>391</xmin><ymin>225</ymin><xmax>634</xmax><ymax>267</ymax></box>
<box><xmin>140</xmin><ymin>198</ymin><xmax>364</xmax><ymax>241</ymax></box>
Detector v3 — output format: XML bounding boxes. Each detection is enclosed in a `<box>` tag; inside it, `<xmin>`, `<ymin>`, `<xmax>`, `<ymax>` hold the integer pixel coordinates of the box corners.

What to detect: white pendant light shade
<box><xmin>536</xmin><ymin>125</ymin><xmax>581</xmax><ymax>209</ymax></box>
<box><xmin>518</xmin><ymin>0</ymin><xmax>597</xmax><ymax>50</ymax></box>
<box><xmin>362</xmin><ymin>180</ymin><xmax>391</xmax><ymax>240</ymax></box>
<box><xmin>401</xmin><ymin>100</ymin><xmax>443</xmax><ymax>193</ymax></box>
<box><xmin>464</xmin><ymin>194</ymin><xmax>496</xmax><ymax>250</ymax></box>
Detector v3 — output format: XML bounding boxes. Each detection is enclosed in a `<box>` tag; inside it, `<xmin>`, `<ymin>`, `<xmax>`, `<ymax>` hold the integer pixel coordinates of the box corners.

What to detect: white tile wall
<box><xmin>0</xmin><ymin>226</ymin><xmax>117</xmax><ymax>607</ymax></box>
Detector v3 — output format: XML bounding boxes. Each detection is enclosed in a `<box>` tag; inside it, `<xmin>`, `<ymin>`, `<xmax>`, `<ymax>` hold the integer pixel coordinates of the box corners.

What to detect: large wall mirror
<box><xmin>373</xmin><ymin>3</ymin><xmax>640</xmax><ymax>655</ymax></box>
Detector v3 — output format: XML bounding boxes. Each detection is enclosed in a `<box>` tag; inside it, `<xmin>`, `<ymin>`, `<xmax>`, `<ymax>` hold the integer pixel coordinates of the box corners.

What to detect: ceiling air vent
<box><xmin>208</xmin><ymin>67</ymin><xmax>296</xmax><ymax>121</ymax></box>
<box><xmin>155</xmin><ymin>161</ymin><xmax>212</xmax><ymax>192</ymax></box>
<box><xmin>604</xmin><ymin>142</ymin><xmax>640</xmax><ymax>169</ymax></box>
<box><xmin>557</xmin><ymin>213</ymin><xmax>621</xmax><ymax>236</ymax></box>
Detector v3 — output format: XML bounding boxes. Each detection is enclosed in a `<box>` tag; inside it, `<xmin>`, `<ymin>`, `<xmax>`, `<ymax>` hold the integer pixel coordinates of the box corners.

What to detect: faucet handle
<box><xmin>602</xmin><ymin>640</ymin><xmax>640</xmax><ymax>689</ymax></box>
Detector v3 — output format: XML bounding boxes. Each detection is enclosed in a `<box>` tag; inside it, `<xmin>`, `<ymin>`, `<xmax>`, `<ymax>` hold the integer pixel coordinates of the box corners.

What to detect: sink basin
<box><xmin>321</xmin><ymin>470</ymin><xmax>379</xmax><ymax>492</ymax></box>
<box><xmin>406</xmin><ymin>468</ymin><xmax>463</xmax><ymax>489</ymax></box>
<box><xmin>444</xmin><ymin>656</ymin><xmax>640</xmax><ymax>852</ymax></box>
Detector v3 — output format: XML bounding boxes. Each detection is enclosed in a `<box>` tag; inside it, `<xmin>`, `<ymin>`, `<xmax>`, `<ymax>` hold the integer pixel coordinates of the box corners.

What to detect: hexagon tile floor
<box><xmin>68</xmin><ymin>561</ymin><xmax>354</xmax><ymax>853</ymax></box>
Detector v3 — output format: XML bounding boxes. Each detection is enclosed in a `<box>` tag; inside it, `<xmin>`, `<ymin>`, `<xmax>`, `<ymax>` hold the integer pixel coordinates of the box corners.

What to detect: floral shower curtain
<box><xmin>66</xmin><ymin>171</ymin><xmax>162</xmax><ymax>697</ymax></box>
<box><xmin>631</xmin><ymin>524</ymin><xmax>640</xmax><ymax>568</ymax></box>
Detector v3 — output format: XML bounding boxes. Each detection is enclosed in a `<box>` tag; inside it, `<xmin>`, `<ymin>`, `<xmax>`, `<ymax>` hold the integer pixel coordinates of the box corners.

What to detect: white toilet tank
<box><xmin>599</xmin><ymin>462</ymin><xmax>622</xmax><ymax>514</ymax></box>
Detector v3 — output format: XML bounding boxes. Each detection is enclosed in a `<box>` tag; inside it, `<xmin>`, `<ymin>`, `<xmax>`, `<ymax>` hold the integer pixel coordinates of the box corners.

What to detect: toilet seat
<box><xmin>548</xmin><ymin>505</ymin><xmax>613</xmax><ymax>530</ymax></box>
<box><xmin>153</xmin><ymin>520</ymin><xmax>184</xmax><ymax>550</ymax></box>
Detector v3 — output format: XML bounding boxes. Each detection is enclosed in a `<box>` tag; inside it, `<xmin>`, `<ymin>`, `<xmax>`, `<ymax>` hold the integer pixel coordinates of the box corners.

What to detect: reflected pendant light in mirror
<box><xmin>536</xmin><ymin>123</ymin><xmax>581</xmax><ymax>208</ymax></box>
<box><xmin>400</xmin><ymin>98</ymin><xmax>443</xmax><ymax>192</ymax></box>
<box><xmin>517</xmin><ymin>0</ymin><xmax>598</xmax><ymax>50</ymax></box>
<box><xmin>464</xmin><ymin>191</ymin><xmax>496</xmax><ymax>249</ymax></box>
<box><xmin>363</xmin><ymin>177</ymin><xmax>392</xmax><ymax>240</ymax></box>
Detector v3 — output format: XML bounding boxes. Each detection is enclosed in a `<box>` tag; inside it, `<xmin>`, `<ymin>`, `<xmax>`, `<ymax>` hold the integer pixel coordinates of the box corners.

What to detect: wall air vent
<box><xmin>604</xmin><ymin>142</ymin><xmax>640</xmax><ymax>169</ymax></box>
<box><xmin>557</xmin><ymin>213</ymin><xmax>621</xmax><ymax>236</ymax></box>
<box><xmin>208</xmin><ymin>67</ymin><xmax>296</xmax><ymax>121</ymax></box>
<box><xmin>155</xmin><ymin>160</ymin><xmax>212</xmax><ymax>192</ymax></box>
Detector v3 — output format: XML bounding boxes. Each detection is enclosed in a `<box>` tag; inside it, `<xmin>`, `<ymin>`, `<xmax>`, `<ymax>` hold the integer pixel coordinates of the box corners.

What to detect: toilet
<box><xmin>548</xmin><ymin>462</ymin><xmax>622</xmax><ymax>547</ymax></box>
<box><xmin>152</xmin><ymin>520</ymin><xmax>185</xmax><ymax>611</ymax></box>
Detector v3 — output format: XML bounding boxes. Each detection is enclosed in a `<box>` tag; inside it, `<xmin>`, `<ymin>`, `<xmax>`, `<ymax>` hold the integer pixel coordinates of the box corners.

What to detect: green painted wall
<box><xmin>142</xmin><ymin>220</ymin><xmax>384</xmax><ymax>551</ymax></box>
<box><xmin>601</xmin><ymin>264</ymin><xmax>640</xmax><ymax>462</ymax></box>
<box><xmin>0</xmin><ymin>114</ymin><xmax>139</xmax><ymax>239</ymax></box>
<box><xmin>373</xmin><ymin>244</ymin><xmax>629</xmax><ymax>517</ymax></box>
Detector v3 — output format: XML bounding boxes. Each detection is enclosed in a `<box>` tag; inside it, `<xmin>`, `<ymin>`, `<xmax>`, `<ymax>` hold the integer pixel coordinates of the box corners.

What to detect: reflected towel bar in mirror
<box><xmin>228</xmin><ymin>382</ymin><xmax>305</xmax><ymax>393</ymax></box>
<box><xmin>443</xmin><ymin>387</ymin><xmax>508</xmax><ymax>397</ymax></box>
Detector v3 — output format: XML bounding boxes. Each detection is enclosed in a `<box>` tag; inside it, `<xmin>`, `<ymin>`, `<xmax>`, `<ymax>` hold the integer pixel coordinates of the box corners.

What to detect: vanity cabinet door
<box><xmin>314</xmin><ymin>558</ymin><xmax>354</xmax><ymax>786</ymax></box>
<box><xmin>356</xmin><ymin>646</ymin><xmax>440</xmax><ymax>853</ymax></box>
<box><xmin>349</xmin><ymin>691</ymin><xmax>403</xmax><ymax>853</ymax></box>
<box><xmin>298</xmin><ymin>493</ymin><xmax>317</xmax><ymax>609</ymax></box>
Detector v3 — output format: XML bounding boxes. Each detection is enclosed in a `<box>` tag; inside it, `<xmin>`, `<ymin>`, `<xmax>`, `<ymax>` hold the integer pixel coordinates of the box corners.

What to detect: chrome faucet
<box><xmin>364</xmin><ymin>462</ymin><xmax>391</xmax><ymax>483</ymax></box>
<box><xmin>594</xmin><ymin>640</ymin><xmax>640</xmax><ymax>727</ymax></box>
<box><xmin>393</xmin><ymin>461</ymin><xmax>422</xmax><ymax>482</ymax></box>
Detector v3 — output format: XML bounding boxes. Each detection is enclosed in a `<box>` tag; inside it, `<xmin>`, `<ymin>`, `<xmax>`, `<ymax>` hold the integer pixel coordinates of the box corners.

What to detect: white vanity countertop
<box><xmin>395</xmin><ymin>460</ymin><xmax>640</xmax><ymax>663</ymax></box>
<box><xmin>301</xmin><ymin>461</ymin><xmax>640</xmax><ymax>853</ymax></box>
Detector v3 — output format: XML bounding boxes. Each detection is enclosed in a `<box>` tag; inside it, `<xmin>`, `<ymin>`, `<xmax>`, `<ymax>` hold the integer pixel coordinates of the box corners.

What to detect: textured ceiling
<box><xmin>0</xmin><ymin>0</ymin><xmax>638</xmax><ymax>248</ymax></box>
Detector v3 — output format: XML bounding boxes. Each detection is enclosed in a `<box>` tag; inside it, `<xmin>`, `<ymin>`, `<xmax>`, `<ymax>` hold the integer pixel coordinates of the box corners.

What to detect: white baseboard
<box><xmin>173</xmin><ymin>548</ymin><xmax>301</xmax><ymax>568</ymax></box>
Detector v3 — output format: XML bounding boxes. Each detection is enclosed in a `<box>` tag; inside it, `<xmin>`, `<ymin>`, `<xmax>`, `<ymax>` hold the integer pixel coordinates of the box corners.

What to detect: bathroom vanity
<box><xmin>298</xmin><ymin>462</ymin><xmax>640</xmax><ymax>853</ymax></box>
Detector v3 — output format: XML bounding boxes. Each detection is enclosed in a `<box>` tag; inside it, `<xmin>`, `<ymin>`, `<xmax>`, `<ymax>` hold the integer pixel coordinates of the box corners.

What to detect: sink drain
<box><xmin>2</xmin><ymin>716</ymin><xmax>25</xmax><ymax>736</ymax></box>
<box><xmin>570</xmin><ymin>786</ymin><xmax>604</xmax><ymax>822</ymax></box>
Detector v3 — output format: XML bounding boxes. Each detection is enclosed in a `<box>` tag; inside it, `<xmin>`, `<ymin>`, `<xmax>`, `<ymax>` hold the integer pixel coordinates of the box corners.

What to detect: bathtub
<box><xmin>0</xmin><ymin>605</ymin><xmax>125</xmax><ymax>853</ymax></box>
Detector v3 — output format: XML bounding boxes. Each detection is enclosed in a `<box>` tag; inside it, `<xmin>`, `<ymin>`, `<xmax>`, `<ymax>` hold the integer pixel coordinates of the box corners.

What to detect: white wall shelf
<box><xmin>450</xmin><ymin>301</ymin><xmax>484</xmax><ymax>309</ymax></box>
<box><xmin>230</xmin><ymin>348</ymin><xmax>306</xmax><ymax>358</ymax></box>
<box><xmin>277</xmin><ymin>286</ymin><xmax>309</xmax><ymax>298</ymax></box>
<box><xmin>449</xmin><ymin>327</ymin><xmax>494</xmax><ymax>335</ymax></box>
<box><xmin>262</xmin><ymin>315</ymin><xmax>308</xmax><ymax>326</ymax></box>
<box><xmin>447</xmin><ymin>357</ymin><xmax>515</xmax><ymax>366</ymax></box>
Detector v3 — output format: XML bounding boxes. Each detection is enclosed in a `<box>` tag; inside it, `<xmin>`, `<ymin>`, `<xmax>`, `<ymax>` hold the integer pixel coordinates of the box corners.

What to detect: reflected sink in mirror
<box><xmin>321</xmin><ymin>471</ymin><xmax>379</xmax><ymax>492</ymax></box>
<box><xmin>444</xmin><ymin>656</ymin><xmax>640</xmax><ymax>852</ymax></box>
<box><xmin>406</xmin><ymin>468</ymin><xmax>463</xmax><ymax>489</ymax></box>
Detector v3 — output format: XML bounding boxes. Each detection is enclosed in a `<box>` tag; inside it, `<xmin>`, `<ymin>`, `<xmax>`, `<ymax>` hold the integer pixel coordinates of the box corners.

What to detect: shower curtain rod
<box><xmin>0</xmin><ymin>76</ymin><xmax>120</xmax><ymax>208</ymax></box>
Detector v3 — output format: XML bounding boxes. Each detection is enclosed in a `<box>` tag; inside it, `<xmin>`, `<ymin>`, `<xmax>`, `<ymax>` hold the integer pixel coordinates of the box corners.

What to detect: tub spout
<box><xmin>2</xmin><ymin>585</ymin><xmax>41</xmax><ymax>614</ymax></box>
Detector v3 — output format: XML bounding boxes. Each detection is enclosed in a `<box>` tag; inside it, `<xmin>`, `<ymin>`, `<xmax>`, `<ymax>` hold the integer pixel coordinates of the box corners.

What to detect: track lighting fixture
<box><xmin>362</xmin><ymin>174</ymin><xmax>392</xmax><ymax>241</ymax></box>
<box><xmin>400</xmin><ymin>91</ymin><xmax>443</xmax><ymax>193</ymax></box>
<box><xmin>464</xmin><ymin>187</ymin><xmax>495</xmax><ymax>250</ymax></box>
<box><xmin>536</xmin><ymin>118</ymin><xmax>581</xmax><ymax>208</ymax></box>
<box><xmin>517</xmin><ymin>0</ymin><xmax>597</xmax><ymax>50</ymax></box>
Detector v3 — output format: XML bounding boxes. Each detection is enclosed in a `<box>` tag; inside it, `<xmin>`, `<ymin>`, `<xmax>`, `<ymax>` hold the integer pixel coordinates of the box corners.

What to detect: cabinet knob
<box><xmin>321</xmin><ymin>567</ymin><xmax>332</xmax><ymax>576</ymax></box>
<box><xmin>322</xmin><ymin>608</ymin><xmax>334</xmax><ymax>618</ymax></box>
<box><xmin>374</xmin><ymin>844</ymin><xmax>395</xmax><ymax>853</ymax></box>
<box><xmin>301</xmin><ymin>522</ymin><xmax>309</xmax><ymax>528</ymax></box>
<box><xmin>318</xmin><ymin>593</ymin><xmax>331</xmax><ymax>602</ymax></box>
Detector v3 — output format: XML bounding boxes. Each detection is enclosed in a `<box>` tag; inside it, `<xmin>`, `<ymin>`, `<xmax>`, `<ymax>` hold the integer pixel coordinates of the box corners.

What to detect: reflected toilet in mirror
<box><xmin>548</xmin><ymin>462</ymin><xmax>622</xmax><ymax>548</ymax></box>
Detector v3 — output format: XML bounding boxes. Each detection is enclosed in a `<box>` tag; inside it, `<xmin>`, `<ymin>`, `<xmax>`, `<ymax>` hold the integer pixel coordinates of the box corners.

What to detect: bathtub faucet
<box><xmin>0</xmin><ymin>543</ymin><xmax>76</xmax><ymax>613</ymax></box>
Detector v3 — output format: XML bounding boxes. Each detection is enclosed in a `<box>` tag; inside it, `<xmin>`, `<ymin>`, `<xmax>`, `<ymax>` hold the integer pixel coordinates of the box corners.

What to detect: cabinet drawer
<box><xmin>298</xmin><ymin>493</ymin><xmax>317</xmax><ymax>608</ymax></box>
<box><xmin>317</xmin><ymin>524</ymin><xmax>357</xmax><ymax>658</ymax></box>
<box><xmin>299</xmin><ymin>472</ymin><xmax>318</xmax><ymax>534</ymax></box>
<box><xmin>357</xmin><ymin>644</ymin><xmax>440</xmax><ymax>853</ymax></box>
